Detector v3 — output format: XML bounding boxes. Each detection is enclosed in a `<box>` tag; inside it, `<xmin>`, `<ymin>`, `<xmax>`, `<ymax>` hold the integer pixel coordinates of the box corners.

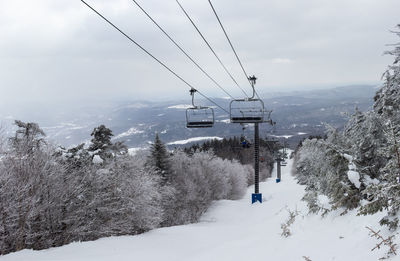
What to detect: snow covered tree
<box><xmin>0</xmin><ymin>120</ymin><xmax>252</xmax><ymax>255</ymax></box>
<box><xmin>293</xmin><ymin>26</ymin><xmax>400</xmax><ymax>223</ymax></box>
<box><xmin>0</xmin><ymin>124</ymin><xmax>6</xmax><ymax>154</ymax></box>
<box><xmin>146</xmin><ymin>134</ymin><xmax>176</xmax><ymax>225</ymax></box>
<box><xmin>9</xmin><ymin>120</ymin><xmax>46</xmax><ymax>156</ymax></box>
<box><xmin>0</xmin><ymin>121</ymin><xmax>67</xmax><ymax>253</ymax></box>
<box><xmin>167</xmin><ymin>150</ymin><xmax>248</xmax><ymax>225</ymax></box>
<box><xmin>292</xmin><ymin>25</ymin><xmax>400</xmax><ymax>228</ymax></box>
<box><xmin>56</xmin><ymin>143</ymin><xmax>92</xmax><ymax>170</ymax></box>
<box><xmin>110</xmin><ymin>156</ymin><xmax>164</xmax><ymax>233</ymax></box>
<box><xmin>73</xmin><ymin>155</ymin><xmax>164</xmax><ymax>238</ymax></box>
<box><xmin>295</xmin><ymin>137</ymin><xmax>361</xmax><ymax>213</ymax></box>
<box><xmin>148</xmin><ymin>133</ymin><xmax>171</xmax><ymax>182</ymax></box>
<box><xmin>88</xmin><ymin>125</ymin><xmax>127</xmax><ymax>162</ymax></box>
<box><xmin>88</xmin><ymin>125</ymin><xmax>113</xmax><ymax>151</ymax></box>
<box><xmin>374</xmin><ymin>24</ymin><xmax>400</xmax><ymax>128</ymax></box>
<box><xmin>359</xmin><ymin>26</ymin><xmax>400</xmax><ymax>229</ymax></box>
<box><xmin>342</xmin><ymin>110</ymin><xmax>387</xmax><ymax>181</ymax></box>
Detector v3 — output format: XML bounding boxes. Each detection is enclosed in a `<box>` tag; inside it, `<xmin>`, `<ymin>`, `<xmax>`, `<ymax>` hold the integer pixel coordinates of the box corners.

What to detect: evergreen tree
<box><xmin>88</xmin><ymin>125</ymin><xmax>113</xmax><ymax>156</ymax></box>
<box><xmin>88</xmin><ymin>125</ymin><xmax>127</xmax><ymax>161</ymax></box>
<box><xmin>295</xmin><ymin>138</ymin><xmax>360</xmax><ymax>213</ymax></box>
<box><xmin>56</xmin><ymin>143</ymin><xmax>92</xmax><ymax>170</ymax></box>
<box><xmin>9</xmin><ymin>120</ymin><xmax>46</xmax><ymax>155</ymax></box>
<box><xmin>148</xmin><ymin>133</ymin><xmax>171</xmax><ymax>181</ymax></box>
<box><xmin>359</xmin><ymin>26</ymin><xmax>400</xmax><ymax>229</ymax></box>
<box><xmin>293</xmin><ymin>25</ymin><xmax>400</xmax><ymax>228</ymax></box>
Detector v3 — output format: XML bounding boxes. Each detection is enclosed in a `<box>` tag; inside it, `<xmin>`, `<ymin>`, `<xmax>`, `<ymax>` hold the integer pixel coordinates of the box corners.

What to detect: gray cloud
<box><xmin>0</xmin><ymin>0</ymin><xmax>399</xmax><ymax>108</ymax></box>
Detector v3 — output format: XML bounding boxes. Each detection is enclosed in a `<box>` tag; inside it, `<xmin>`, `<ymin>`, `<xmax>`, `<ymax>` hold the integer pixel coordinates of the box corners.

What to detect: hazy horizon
<box><xmin>0</xmin><ymin>83</ymin><xmax>378</xmax><ymax>111</ymax></box>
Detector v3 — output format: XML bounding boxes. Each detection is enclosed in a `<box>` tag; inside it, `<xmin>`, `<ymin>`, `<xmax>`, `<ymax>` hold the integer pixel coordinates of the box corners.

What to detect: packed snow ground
<box><xmin>1</xmin><ymin>158</ymin><xmax>397</xmax><ymax>261</ymax></box>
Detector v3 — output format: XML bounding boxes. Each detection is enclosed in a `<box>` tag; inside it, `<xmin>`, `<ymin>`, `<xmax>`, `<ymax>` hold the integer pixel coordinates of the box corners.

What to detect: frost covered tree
<box><xmin>110</xmin><ymin>156</ymin><xmax>164</xmax><ymax>233</ymax></box>
<box><xmin>342</xmin><ymin>110</ymin><xmax>387</xmax><ymax>180</ymax></box>
<box><xmin>294</xmin><ymin>111</ymin><xmax>389</xmax><ymax>215</ymax></box>
<box><xmin>74</xmin><ymin>155</ymin><xmax>164</xmax><ymax>238</ymax></box>
<box><xmin>9</xmin><ymin>120</ymin><xmax>46</xmax><ymax>156</ymax></box>
<box><xmin>293</xmin><ymin>25</ymin><xmax>400</xmax><ymax>228</ymax></box>
<box><xmin>0</xmin><ymin>119</ymin><xmax>253</xmax><ymax>254</ymax></box>
<box><xmin>0</xmin><ymin>121</ymin><xmax>67</xmax><ymax>253</ymax></box>
<box><xmin>0</xmin><ymin>121</ymin><xmax>162</xmax><ymax>254</ymax></box>
<box><xmin>88</xmin><ymin>125</ymin><xmax>113</xmax><ymax>151</ymax></box>
<box><xmin>145</xmin><ymin>134</ymin><xmax>175</xmax><ymax>225</ymax></box>
<box><xmin>359</xmin><ymin>26</ymin><xmax>400</xmax><ymax>229</ymax></box>
<box><xmin>88</xmin><ymin>125</ymin><xmax>127</xmax><ymax>162</ymax></box>
<box><xmin>168</xmin><ymin>150</ymin><xmax>248</xmax><ymax>225</ymax></box>
<box><xmin>0</xmin><ymin>124</ymin><xmax>6</xmax><ymax>153</ymax></box>
<box><xmin>60</xmin><ymin>143</ymin><xmax>91</xmax><ymax>168</ymax></box>
<box><xmin>295</xmin><ymin>138</ymin><xmax>360</xmax><ymax>213</ymax></box>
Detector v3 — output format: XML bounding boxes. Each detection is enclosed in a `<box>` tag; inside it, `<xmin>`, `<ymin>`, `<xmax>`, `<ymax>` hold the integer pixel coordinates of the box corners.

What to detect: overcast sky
<box><xmin>1</xmin><ymin>0</ymin><xmax>399</xmax><ymax>107</ymax></box>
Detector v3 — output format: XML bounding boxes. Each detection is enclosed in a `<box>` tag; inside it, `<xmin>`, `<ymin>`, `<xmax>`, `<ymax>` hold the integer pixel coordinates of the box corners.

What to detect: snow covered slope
<box><xmin>1</xmin><ymin>158</ymin><xmax>397</xmax><ymax>261</ymax></box>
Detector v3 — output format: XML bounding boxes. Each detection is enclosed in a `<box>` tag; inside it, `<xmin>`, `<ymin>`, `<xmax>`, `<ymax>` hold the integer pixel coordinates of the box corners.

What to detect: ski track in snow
<box><xmin>1</xmin><ymin>158</ymin><xmax>396</xmax><ymax>261</ymax></box>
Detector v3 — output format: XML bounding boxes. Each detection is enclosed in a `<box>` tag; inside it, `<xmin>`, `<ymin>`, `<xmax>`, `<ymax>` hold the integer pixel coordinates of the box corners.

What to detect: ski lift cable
<box><xmin>196</xmin><ymin>90</ymin><xmax>229</xmax><ymax>114</ymax></box>
<box><xmin>80</xmin><ymin>0</ymin><xmax>230</xmax><ymax>114</ymax></box>
<box><xmin>175</xmin><ymin>0</ymin><xmax>249</xmax><ymax>98</ymax></box>
<box><xmin>207</xmin><ymin>0</ymin><xmax>263</xmax><ymax>101</ymax></box>
<box><xmin>131</xmin><ymin>0</ymin><xmax>235</xmax><ymax>100</ymax></box>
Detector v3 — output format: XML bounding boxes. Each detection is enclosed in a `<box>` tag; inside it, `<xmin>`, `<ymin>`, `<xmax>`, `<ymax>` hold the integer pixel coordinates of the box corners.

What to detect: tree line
<box><xmin>183</xmin><ymin>136</ymin><xmax>279</xmax><ymax>184</ymax></box>
<box><xmin>0</xmin><ymin>121</ymin><xmax>267</xmax><ymax>255</ymax></box>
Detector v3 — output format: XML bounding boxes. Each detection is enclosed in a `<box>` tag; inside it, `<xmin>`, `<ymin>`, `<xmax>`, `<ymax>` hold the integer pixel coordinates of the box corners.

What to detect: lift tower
<box><xmin>230</xmin><ymin>75</ymin><xmax>269</xmax><ymax>204</ymax></box>
<box><xmin>250</xmin><ymin>76</ymin><xmax>262</xmax><ymax>204</ymax></box>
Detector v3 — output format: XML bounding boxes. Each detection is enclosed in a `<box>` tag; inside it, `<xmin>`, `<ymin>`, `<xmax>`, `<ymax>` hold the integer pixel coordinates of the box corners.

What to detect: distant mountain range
<box><xmin>0</xmin><ymin>85</ymin><xmax>377</xmax><ymax>149</ymax></box>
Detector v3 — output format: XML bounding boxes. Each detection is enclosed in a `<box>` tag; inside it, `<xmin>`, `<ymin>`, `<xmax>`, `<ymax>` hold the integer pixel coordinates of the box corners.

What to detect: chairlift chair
<box><xmin>229</xmin><ymin>75</ymin><xmax>265</xmax><ymax>123</ymax></box>
<box><xmin>230</xmin><ymin>99</ymin><xmax>265</xmax><ymax>123</ymax></box>
<box><xmin>186</xmin><ymin>88</ymin><xmax>215</xmax><ymax>128</ymax></box>
<box><xmin>186</xmin><ymin>107</ymin><xmax>214</xmax><ymax>128</ymax></box>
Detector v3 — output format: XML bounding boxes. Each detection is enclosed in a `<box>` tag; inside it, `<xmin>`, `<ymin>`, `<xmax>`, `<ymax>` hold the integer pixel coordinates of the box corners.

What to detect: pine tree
<box><xmin>293</xmin><ymin>25</ymin><xmax>400</xmax><ymax>223</ymax></box>
<box><xmin>360</xmin><ymin>106</ymin><xmax>400</xmax><ymax>227</ymax></box>
<box><xmin>88</xmin><ymin>125</ymin><xmax>127</xmax><ymax>161</ymax></box>
<box><xmin>9</xmin><ymin>120</ymin><xmax>46</xmax><ymax>155</ymax></box>
<box><xmin>88</xmin><ymin>125</ymin><xmax>113</xmax><ymax>156</ymax></box>
<box><xmin>148</xmin><ymin>133</ymin><xmax>171</xmax><ymax>181</ymax></box>
<box><xmin>295</xmin><ymin>137</ymin><xmax>360</xmax><ymax>213</ymax></box>
<box><xmin>355</xmin><ymin>25</ymin><xmax>400</xmax><ymax>229</ymax></box>
<box><xmin>342</xmin><ymin>110</ymin><xmax>388</xmax><ymax>180</ymax></box>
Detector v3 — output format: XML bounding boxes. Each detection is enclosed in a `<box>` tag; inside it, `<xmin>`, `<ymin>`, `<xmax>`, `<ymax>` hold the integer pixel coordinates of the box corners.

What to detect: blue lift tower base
<box><xmin>252</xmin><ymin>193</ymin><xmax>262</xmax><ymax>204</ymax></box>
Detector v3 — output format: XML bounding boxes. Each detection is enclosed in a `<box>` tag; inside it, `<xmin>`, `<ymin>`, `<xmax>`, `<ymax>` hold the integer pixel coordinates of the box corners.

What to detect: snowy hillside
<box><xmin>1</xmin><ymin>157</ymin><xmax>396</xmax><ymax>261</ymax></box>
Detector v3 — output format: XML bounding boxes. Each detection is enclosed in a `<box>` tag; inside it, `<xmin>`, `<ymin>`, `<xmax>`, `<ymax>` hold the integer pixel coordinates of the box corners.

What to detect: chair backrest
<box><xmin>186</xmin><ymin>107</ymin><xmax>214</xmax><ymax>128</ymax></box>
<box><xmin>230</xmin><ymin>99</ymin><xmax>265</xmax><ymax>123</ymax></box>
